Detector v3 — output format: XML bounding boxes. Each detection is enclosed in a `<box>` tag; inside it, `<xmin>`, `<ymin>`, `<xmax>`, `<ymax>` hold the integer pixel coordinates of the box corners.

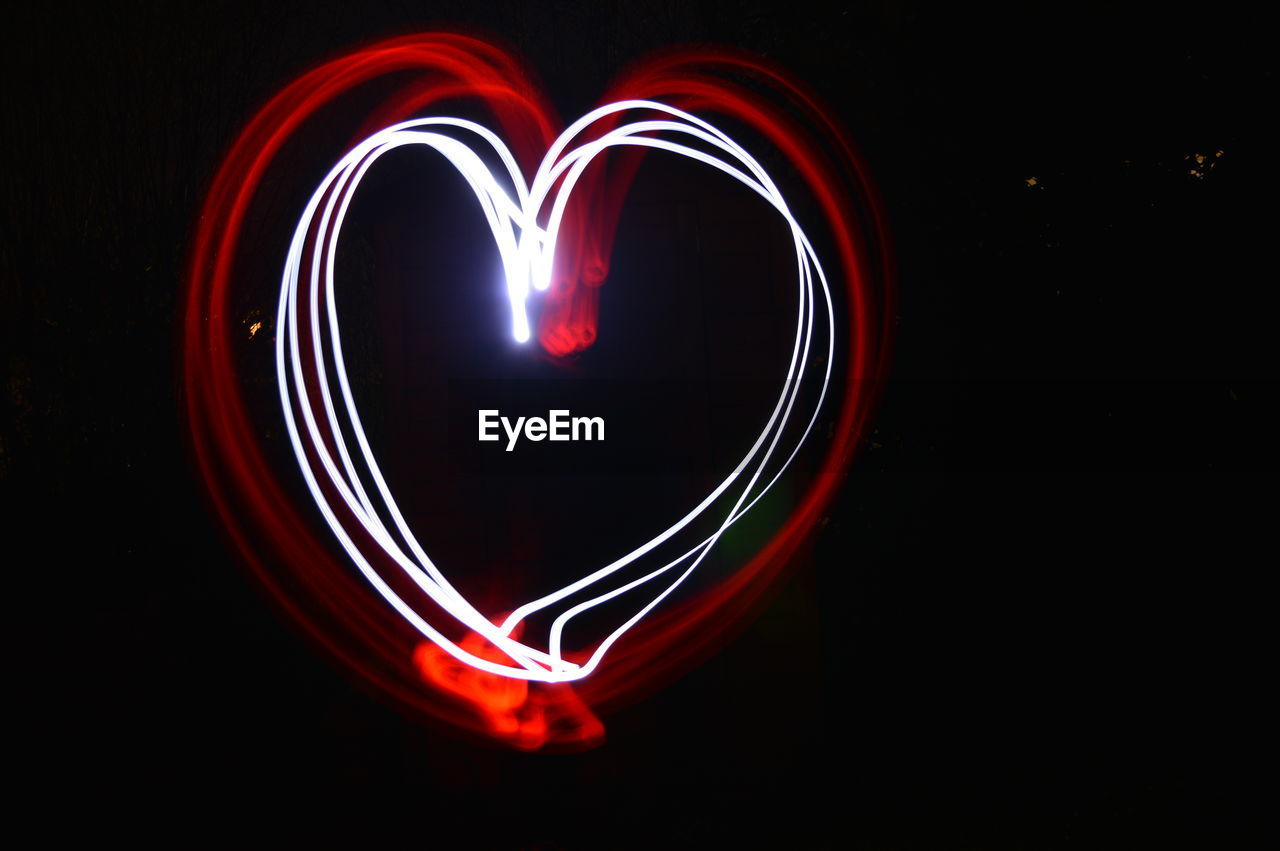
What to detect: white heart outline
<box><xmin>276</xmin><ymin>100</ymin><xmax>836</xmax><ymax>682</ymax></box>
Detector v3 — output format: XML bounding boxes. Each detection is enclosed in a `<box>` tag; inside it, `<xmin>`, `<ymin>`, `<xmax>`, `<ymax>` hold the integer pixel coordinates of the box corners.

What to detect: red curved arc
<box><xmin>543</xmin><ymin>53</ymin><xmax>895</xmax><ymax>705</ymax></box>
<box><xmin>185</xmin><ymin>33</ymin><xmax>578</xmax><ymax>744</ymax></box>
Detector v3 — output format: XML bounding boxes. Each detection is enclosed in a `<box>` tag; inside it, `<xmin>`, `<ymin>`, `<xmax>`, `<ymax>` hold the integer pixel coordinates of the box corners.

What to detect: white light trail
<box><xmin>277</xmin><ymin>101</ymin><xmax>836</xmax><ymax>682</ymax></box>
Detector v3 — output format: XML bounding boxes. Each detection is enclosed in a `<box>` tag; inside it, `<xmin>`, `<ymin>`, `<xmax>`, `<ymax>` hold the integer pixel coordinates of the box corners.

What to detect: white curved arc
<box><xmin>278</xmin><ymin>100</ymin><xmax>837</xmax><ymax>683</ymax></box>
<box><xmin>284</xmin><ymin>123</ymin><xmax>560</xmax><ymax>675</ymax></box>
<box><xmin>546</xmin><ymin>228</ymin><xmax>831</xmax><ymax>668</ymax></box>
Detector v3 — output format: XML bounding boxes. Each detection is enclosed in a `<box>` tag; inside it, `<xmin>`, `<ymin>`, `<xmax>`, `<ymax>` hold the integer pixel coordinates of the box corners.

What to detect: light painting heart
<box><xmin>184</xmin><ymin>32</ymin><xmax>893</xmax><ymax>750</ymax></box>
<box><xmin>281</xmin><ymin>99</ymin><xmax>836</xmax><ymax>681</ymax></box>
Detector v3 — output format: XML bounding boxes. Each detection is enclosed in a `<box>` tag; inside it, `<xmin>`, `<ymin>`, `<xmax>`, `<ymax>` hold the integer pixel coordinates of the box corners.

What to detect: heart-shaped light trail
<box><xmin>184</xmin><ymin>33</ymin><xmax>893</xmax><ymax>750</ymax></box>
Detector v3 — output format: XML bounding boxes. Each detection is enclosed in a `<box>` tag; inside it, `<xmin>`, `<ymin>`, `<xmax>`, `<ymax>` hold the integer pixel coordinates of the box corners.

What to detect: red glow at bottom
<box><xmin>413</xmin><ymin>628</ymin><xmax>604</xmax><ymax>751</ymax></box>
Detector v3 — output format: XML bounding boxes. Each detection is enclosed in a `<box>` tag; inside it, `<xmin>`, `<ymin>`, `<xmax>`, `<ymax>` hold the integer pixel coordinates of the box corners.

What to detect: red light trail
<box><xmin>183</xmin><ymin>32</ymin><xmax>893</xmax><ymax>750</ymax></box>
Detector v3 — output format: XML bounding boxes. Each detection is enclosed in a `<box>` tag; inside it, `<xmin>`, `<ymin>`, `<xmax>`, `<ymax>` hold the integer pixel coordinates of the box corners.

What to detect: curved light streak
<box><xmin>277</xmin><ymin>100</ymin><xmax>835</xmax><ymax>682</ymax></box>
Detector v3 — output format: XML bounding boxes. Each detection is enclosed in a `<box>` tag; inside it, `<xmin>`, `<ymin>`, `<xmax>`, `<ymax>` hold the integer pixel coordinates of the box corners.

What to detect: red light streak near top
<box><xmin>183</xmin><ymin>32</ymin><xmax>893</xmax><ymax>750</ymax></box>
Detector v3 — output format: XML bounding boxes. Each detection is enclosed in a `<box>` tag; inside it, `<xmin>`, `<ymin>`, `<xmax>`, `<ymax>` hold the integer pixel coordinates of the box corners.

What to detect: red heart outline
<box><xmin>183</xmin><ymin>32</ymin><xmax>894</xmax><ymax>750</ymax></box>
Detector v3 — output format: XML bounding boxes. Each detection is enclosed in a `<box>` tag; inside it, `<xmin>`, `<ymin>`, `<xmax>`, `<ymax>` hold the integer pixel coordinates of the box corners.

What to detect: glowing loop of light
<box><xmin>278</xmin><ymin>99</ymin><xmax>836</xmax><ymax>683</ymax></box>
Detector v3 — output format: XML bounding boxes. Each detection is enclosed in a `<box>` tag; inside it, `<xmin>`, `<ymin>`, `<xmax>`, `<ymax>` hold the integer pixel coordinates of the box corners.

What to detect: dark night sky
<box><xmin>4</xmin><ymin>1</ymin><xmax>1274</xmax><ymax>846</ymax></box>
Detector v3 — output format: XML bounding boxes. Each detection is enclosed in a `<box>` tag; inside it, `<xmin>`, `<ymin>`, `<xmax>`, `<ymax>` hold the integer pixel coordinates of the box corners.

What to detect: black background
<box><xmin>4</xmin><ymin>1</ymin><xmax>1274</xmax><ymax>846</ymax></box>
